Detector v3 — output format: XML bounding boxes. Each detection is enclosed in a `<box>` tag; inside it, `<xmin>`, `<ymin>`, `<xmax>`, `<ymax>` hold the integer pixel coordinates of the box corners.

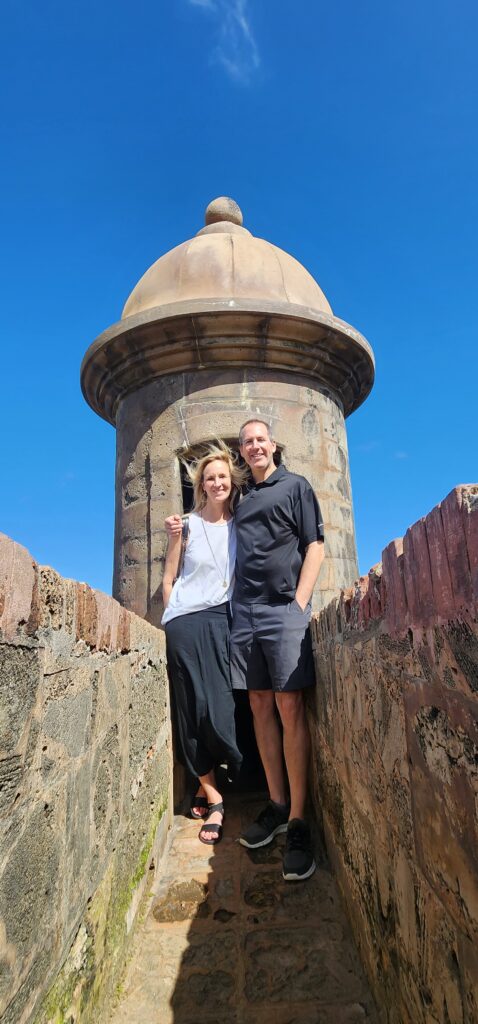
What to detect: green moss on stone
<box><xmin>34</xmin><ymin>798</ymin><xmax>168</xmax><ymax>1024</ymax></box>
<box><xmin>37</xmin><ymin>925</ymin><xmax>94</xmax><ymax>1024</ymax></box>
<box><xmin>131</xmin><ymin>808</ymin><xmax>164</xmax><ymax>890</ymax></box>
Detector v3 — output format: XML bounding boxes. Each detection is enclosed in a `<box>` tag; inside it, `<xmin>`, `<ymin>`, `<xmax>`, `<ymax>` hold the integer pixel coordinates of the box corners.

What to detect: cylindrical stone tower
<box><xmin>81</xmin><ymin>197</ymin><xmax>374</xmax><ymax>623</ymax></box>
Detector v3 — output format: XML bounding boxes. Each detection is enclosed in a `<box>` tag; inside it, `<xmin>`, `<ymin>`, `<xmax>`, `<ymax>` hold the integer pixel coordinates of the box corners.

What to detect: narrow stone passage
<box><xmin>110</xmin><ymin>795</ymin><xmax>379</xmax><ymax>1024</ymax></box>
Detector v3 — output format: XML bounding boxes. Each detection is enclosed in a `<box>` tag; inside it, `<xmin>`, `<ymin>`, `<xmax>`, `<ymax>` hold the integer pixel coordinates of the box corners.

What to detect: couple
<box><xmin>162</xmin><ymin>418</ymin><xmax>324</xmax><ymax>882</ymax></box>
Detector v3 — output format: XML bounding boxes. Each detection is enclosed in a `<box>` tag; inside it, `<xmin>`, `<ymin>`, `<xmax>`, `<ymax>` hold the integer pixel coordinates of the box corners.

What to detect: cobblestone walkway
<box><xmin>110</xmin><ymin>795</ymin><xmax>378</xmax><ymax>1024</ymax></box>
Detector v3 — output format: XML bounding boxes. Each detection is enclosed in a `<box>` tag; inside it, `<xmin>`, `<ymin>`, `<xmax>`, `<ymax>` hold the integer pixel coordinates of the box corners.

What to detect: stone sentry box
<box><xmin>81</xmin><ymin>197</ymin><xmax>374</xmax><ymax>624</ymax></box>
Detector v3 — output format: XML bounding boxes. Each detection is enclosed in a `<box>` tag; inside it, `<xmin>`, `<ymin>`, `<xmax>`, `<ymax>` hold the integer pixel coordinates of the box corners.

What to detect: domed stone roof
<box><xmin>122</xmin><ymin>196</ymin><xmax>332</xmax><ymax>319</ymax></box>
<box><xmin>82</xmin><ymin>195</ymin><xmax>375</xmax><ymax>425</ymax></box>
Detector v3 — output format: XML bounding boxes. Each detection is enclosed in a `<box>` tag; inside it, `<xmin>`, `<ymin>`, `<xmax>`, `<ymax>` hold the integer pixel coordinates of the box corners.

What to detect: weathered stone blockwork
<box><xmin>113</xmin><ymin>370</ymin><xmax>358</xmax><ymax>622</ymax></box>
<box><xmin>82</xmin><ymin>196</ymin><xmax>375</xmax><ymax>624</ymax></box>
<box><xmin>0</xmin><ymin>534</ymin><xmax>172</xmax><ymax>1024</ymax></box>
<box><xmin>310</xmin><ymin>485</ymin><xmax>478</xmax><ymax>1024</ymax></box>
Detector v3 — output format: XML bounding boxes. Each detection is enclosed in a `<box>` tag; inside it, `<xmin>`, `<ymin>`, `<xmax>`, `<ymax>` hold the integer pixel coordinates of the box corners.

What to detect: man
<box><xmin>231</xmin><ymin>419</ymin><xmax>324</xmax><ymax>881</ymax></box>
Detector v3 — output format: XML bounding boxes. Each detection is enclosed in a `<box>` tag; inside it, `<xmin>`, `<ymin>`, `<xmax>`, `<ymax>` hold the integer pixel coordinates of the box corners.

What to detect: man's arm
<box><xmin>295</xmin><ymin>541</ymin><xmax>325</xmax><ymax>610</ymax></box>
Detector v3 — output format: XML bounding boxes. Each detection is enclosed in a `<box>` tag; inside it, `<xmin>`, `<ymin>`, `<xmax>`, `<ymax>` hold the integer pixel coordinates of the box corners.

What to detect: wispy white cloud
<box><xmin>394</xmin><ymin>451</ymin><xmax>409</xmax><ymax>460</ymax></box>
<box><xmin>187</xmin><ymin>0</ymin><xmax>260</xmax><ymax>83</ymax></box>
<box><xmin>355</xmin><ymin>440</ymin><xmax>381</xmax><ymax>454</ymax></box>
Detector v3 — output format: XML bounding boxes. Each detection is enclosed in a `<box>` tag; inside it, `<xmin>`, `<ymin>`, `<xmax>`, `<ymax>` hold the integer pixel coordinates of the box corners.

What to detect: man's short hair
<box><xmin>238</xmin><ymin>418</ymin><xmax>273</xmax><ymax>444</ymax></box>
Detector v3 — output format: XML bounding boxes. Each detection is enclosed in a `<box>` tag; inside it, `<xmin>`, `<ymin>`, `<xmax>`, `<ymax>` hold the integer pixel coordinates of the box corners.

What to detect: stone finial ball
<box><xmin>205</xmin><ymin>197</ymin><xmax>243</xmax><ymax>226</ymax></box>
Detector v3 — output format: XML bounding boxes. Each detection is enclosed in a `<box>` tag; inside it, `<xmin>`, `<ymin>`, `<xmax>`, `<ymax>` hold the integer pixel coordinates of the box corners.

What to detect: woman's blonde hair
<box><xmin>184</xmin><ymin>441</ymin><xmax>246</xmax><ymax>515</ymax></box>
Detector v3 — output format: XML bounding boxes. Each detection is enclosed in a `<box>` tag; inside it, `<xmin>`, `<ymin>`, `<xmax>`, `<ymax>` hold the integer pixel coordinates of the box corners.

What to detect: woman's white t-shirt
<box><xmin>161</xmin><ymin>513</ymin><xmax>236</xmax><ymax>626</ymax></box>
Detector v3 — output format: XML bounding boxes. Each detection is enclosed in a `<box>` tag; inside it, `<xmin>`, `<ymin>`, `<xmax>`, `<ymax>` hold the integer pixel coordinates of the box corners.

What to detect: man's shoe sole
<box><xmin>282</xmin><ymin>858</ymin><xmax>317</xmax><ymax>882</ymax></box>
<box><xmin>239</xmin><ymin>823</ymin><xmax>288</xmax><ymax>849</ymax></box>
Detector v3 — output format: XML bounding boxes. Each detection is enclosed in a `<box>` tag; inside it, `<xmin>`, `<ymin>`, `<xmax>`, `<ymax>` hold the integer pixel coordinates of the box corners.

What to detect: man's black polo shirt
<box><xmin>233</xmin><ymin>464</ymin><xmax>324</xmax><ymax>604</ymax></box>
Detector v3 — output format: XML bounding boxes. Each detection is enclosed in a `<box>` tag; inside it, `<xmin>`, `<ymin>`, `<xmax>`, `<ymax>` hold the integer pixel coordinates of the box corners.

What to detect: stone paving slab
<box><xmin>110</xmin><ymin>795</ymin><xmax>379</xmax><ymax>1024</ymax></box>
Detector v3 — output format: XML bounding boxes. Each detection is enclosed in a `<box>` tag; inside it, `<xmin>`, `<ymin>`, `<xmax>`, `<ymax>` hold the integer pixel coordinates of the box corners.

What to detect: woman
<box><xmin>162</xmin><ymin>443</ymin><xmax>244</xmax><ymax>845</ymax></box>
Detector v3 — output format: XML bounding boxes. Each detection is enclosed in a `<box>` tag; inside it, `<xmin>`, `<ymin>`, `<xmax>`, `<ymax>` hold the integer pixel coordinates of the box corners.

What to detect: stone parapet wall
<box><xmin>310</xmin><ymin>485</ymin><xmax>478</xmax><ymax>1024</ymax></box>
<box><xmin>0</xmin><ymin>534</ymin><xmax>172</xmax><ymax>1024</ymax></box>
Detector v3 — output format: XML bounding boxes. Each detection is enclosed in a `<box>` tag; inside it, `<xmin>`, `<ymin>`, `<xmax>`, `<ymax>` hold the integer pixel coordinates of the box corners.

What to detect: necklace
<box><xmin>200</xmin><ymin>514</ymin><xmax>230</xmax><ymax>589</ymax></box>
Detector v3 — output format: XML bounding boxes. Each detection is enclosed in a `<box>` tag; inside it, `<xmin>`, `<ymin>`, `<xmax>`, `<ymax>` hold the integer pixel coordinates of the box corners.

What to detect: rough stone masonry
<box><xmin>2</xmin><ymin>194</ymin><xmax>477</xmax><ymax>1024</ymax></box>
<box><xmin>0</xmin><ymin>533</ymin><xmax>172</xmax><ymax>1024</ymax></box>
<box><xmin>81</xmin><ymin>196</ymin><xmax>375</xmax><ymax>621</ymax></box>
<box><xmin>310</xmin><ymin>485</ymin><xmax>478</xmax><ymax>1024</ymax></box>
<box><xmin>1</xmin><ymin>491</ymin><xmax>477</xmax><ymax>1024</ymax></box>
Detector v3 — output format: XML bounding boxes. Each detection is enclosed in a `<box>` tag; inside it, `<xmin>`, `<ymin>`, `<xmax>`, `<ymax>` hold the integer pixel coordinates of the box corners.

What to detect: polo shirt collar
<box><xmin>252</xmin><ymin>464</ymin><xmax>287</xmax><ymax>489</ymax></box>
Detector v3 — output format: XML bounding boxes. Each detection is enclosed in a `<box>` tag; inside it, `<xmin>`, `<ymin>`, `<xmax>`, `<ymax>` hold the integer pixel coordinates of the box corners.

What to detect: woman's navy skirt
<box><xmin>165</xmin><ymin>603</ymin><xmax>242</xmax><ymax>779</ymax></box>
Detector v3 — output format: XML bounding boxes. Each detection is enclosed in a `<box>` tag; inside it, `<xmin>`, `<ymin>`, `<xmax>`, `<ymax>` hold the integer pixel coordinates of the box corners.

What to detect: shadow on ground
<box><xmin>110</xmin><ymin>785</ymin><xmax>379</xmax><ymax>1024</ymax></box>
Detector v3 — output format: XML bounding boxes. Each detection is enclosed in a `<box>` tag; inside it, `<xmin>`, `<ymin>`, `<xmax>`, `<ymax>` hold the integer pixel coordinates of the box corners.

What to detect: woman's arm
<box><xmin>162</xmin><ymin>532</ymin><xmax>182</xmax><ymax>607</ymax></box>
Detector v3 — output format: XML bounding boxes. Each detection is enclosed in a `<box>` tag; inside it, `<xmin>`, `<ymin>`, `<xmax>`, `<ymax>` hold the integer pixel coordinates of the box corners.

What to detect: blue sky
<box><xmin>1</xmin><ymin>0</ymin><xmax>477</xmax><ymax>594</ymax></box>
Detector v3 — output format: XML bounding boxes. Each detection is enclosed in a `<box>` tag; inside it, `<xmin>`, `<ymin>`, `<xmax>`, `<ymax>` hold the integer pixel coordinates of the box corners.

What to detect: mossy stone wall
<box><xmin>0</xmin><ymin>534</ymin><xmax>172</xmax><ymax>1024</ymax></box>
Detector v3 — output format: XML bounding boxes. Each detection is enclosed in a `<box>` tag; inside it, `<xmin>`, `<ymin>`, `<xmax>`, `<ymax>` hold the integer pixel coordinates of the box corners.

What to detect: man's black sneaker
<box><xmin>282</xmin><ymin>818</ymin><xmax>316</xmax><ymax>881</ymax></box>
<box><xmin>239</xmin><ymin>801</ymin><xmax>289</xmax><ymax>849</ymax></box>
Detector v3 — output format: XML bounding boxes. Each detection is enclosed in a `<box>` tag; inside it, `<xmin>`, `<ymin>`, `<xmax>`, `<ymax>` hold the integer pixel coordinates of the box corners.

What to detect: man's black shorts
<box><xmin>230</xmin><ymin>599</ymin><xmax>316</xmax><ymax>692</ymax></box>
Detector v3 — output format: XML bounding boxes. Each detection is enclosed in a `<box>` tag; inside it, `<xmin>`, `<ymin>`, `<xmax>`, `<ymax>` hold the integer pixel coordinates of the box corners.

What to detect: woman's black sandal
<box><xmin>198</xmin><ymin>802</ymin><xmax>224</xmax><ymax>845</ymax></box>
<box><xmin>190</xmin><ymin>794</ymin><xmax>209</xmax><ymax>820</ymax></box>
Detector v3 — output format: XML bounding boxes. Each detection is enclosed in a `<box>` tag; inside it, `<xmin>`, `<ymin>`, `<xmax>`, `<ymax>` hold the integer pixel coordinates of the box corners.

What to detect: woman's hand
<box><xmin>164</xmin><ymin>514</ymin><xmax>183</xmax><ymax>536</ymax></box>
